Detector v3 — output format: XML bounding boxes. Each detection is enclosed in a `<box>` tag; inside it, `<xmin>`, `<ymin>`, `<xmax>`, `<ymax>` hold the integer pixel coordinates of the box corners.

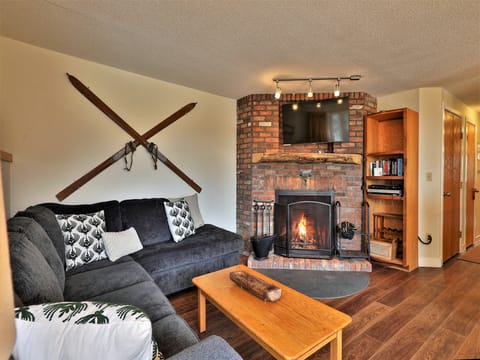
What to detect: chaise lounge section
<box><xmin>8</xmin><ymin>197</ymin><xmax>243</xmax><ymax>359</ymax></box>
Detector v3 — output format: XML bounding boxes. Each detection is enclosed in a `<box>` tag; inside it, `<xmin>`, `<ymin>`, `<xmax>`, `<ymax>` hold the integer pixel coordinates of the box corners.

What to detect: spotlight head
<box><xmin>349</xmin><ymin>75</ymin><xmax>361</xmax><ymax>81</ymax></box>
<box><xmin>274</xmin><ymin>80</ymin><xmax>282</xmax><ymax>99</ymax></box>
<box><xmin>307</xmin><ymin>79</ymin><xmax>313</xmax><ymax>98</ymax></box>
<box><xmin>334</xmin><ymin>80</ymin><xmax>341</xmax><ymax>97</ymax></box>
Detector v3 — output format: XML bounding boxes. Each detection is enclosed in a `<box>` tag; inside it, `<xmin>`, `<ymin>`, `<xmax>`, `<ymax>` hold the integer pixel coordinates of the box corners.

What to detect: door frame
<box><xmin>464</xmin><ymin>121</ymin><xmax>476</xmax><ymax>249</ymax></box>
<box><xmin>442</xmin><ymin>109</ymin><xmax>463</xmax><ymax>262</ymax></box>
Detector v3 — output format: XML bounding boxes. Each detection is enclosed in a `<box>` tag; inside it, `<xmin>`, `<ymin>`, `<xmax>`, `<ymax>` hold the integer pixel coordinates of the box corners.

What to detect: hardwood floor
<box><xmin>168</xmin><ymin>256</ymin><xmax>480</xmax><ymax>360</ymax></box>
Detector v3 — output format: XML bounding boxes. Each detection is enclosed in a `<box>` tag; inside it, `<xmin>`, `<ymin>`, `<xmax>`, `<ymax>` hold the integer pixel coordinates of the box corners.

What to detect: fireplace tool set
<box><xmin>335</xmin><ymin>201</ymin><xmax>370</xmax><ymax>259</ymax></box>
<box><xmin>251</xmin><ymin>200</ymin><xmax>276</xmax><ymax>260</ymax></box>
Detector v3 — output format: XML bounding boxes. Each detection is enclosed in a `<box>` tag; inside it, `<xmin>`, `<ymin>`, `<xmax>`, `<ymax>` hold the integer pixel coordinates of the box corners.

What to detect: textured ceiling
<box><xmin>1</xmin><ymin>0</ymin><xmax>479</xmax><ymax>111</ymax></box>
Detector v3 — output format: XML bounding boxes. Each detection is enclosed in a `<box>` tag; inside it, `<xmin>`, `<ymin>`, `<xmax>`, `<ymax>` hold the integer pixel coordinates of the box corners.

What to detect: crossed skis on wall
<box><xmin>56</xmin><ymin>73</ymin><xmax>201</xmax><ymax>201</ymax></box>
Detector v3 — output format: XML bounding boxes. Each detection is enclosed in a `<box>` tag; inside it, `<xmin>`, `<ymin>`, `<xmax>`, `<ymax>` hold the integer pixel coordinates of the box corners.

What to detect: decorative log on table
<box><xmin>252</xmin><ymin>152</ymin><xmax>362</xmax><ymax>165</ymax></box>
<box><xmin>230</xmin><ymin>271</ymin><xmax>282</xmax><ymax>302</ymax></box>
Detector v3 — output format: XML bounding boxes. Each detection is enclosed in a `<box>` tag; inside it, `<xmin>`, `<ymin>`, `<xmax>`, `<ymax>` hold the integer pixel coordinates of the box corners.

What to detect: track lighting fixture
<box><xmin>334</xmin><ymin>79</ymin><xmax>341</xmax><ymax>97</ymax></box>
<box><xmin>307</xmin><ymin>79</ymin><xmax>313</xmax><ymax>98</ymax></box>
<box><xmin>272</xmin><ymin>75</ymin><xmax>361</xmax><ymax>99</ymax></box>
<box><xmin>274</xmin><ymin>80</ymin><xmax>282</xmax><ymax>99</ymax></box>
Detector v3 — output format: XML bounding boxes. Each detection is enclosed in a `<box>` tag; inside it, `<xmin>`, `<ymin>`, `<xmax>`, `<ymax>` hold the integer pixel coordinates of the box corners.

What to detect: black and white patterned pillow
<box><xmin>163</xmin><ymin>200</ymin><xmax>195</xmax><ymax>242</ymax></box>
<box><xmin>55</xmin><ymin>211</ymin><xmax>107</xmax><ymax>271</ymax></box>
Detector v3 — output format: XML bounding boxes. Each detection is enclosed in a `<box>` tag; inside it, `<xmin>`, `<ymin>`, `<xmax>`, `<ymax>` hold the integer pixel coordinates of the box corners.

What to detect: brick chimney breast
<box><xmin>237</xmin><ymin>92</ymin><xmax>377</xmax><ymax>252</ymax></box>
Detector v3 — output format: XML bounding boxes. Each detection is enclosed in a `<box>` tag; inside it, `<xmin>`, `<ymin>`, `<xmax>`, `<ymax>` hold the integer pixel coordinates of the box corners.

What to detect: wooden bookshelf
<box><xmin>364</xmin><ymin>108</ymin><xmax>419</xmax><ymax>271</ymax></box>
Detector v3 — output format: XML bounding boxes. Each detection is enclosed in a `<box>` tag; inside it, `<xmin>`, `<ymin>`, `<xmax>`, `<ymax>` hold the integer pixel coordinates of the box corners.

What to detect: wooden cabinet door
<box><xmin>443</xmin><ymin>110</ymin><xmax>462</xmax><ymax>261</ymax></box>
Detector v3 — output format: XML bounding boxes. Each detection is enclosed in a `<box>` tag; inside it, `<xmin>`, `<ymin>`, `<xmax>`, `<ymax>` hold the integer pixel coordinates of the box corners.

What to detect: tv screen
<box><xmin>282</xmin><ymin>97</ymin><xmax>349</xmax><ymax>145</ymax></box>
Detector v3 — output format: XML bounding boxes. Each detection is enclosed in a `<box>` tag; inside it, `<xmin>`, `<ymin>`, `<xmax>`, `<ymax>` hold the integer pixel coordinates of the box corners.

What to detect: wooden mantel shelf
<box><xmin>252</xmin><ymin>152</ymin><xmax>362</xmax><ymax>165</ymax></box>
<box><xmin>0</xmin><ymin>151</ymin><xmax>12</xmax><ymax>163</ymax></box>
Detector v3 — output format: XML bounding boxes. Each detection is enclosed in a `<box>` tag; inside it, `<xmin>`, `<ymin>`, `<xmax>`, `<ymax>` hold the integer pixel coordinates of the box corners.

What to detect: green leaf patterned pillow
<box><xmin>13</xmin><ymin>301</ymin><xmax>164</xmax><ymax>360</ymax></box>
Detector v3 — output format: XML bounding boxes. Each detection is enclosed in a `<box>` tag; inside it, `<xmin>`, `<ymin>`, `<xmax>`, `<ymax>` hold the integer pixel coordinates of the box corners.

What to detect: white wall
<box><xmin>378</xmin><ymin>87</ymin><xmax>480</xmax><ymax>267</ymax></box>
<box><xmin>377</xmin><ymin>89</ymin><xmax>419</xmax><ymax>112</ymax></box>
<box><xmin>418</xmin><ymin>88</ymin><xmax>444</xmax><ymax>267</ymax></box>
<box><xmin>0</xmin><ymin>37</ymin><xmax>237</xmax><ymax>231</ymax></box>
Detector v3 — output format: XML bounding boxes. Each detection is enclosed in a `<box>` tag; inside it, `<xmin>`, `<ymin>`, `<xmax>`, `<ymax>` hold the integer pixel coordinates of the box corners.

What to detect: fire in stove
<box><xmin>274</xmin><ymin>190</ymin><xmax>334</xmax><ymax>259</ymax></box>
<box><xmin>292</xmin><ymin>213</ymin><xmax>324</xmax><ymax>250</ymax></box>
<box><xmin>297</xmin><ymin>215</ymin><xmax>307</xmax><ymax>241</ymax></box>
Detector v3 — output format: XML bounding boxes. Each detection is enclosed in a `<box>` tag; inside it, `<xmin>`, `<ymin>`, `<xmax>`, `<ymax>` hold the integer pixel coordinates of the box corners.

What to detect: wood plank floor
<box><xmin>168</xmin><ymin>256</ymin><xmax>480</xmax><ymax>360</ymax></box>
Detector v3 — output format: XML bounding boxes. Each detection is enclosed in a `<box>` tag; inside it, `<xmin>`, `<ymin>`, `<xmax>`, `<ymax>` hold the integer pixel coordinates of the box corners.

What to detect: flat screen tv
<box><xmin>282</xmin><ymin>97</ymin><xmax>349</xmax><ymax>145</ymax></box>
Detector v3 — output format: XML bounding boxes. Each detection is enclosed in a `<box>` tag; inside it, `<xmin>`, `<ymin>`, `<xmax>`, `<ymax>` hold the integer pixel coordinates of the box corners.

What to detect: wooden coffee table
<box><xmin>192</xmin><ymin>265</ymin><xmax>352</xmax><ymax>360</ymax></box>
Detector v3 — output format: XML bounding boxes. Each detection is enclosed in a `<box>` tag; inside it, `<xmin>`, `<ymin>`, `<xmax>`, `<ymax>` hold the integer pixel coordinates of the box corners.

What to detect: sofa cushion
<box><xmin>8</xmin><ymin>216</ymin><xmax>65</xmax><ymax>289</ymax></box>
<box><xmin>64</xmin><ymin>257</ymin><xmax>152</xmax><ymax>300</ymax></box>
<box><xmin>89</xmin><ymin>281</ymin><xmax>177</xmax><ymax>323</ymax></box>
<box><xmin>120</xmin><ymin>198</ymin><xmax>173</xmax><ymax>245</ymax></box>
<box><xmin>163</xmin><ymin>200</ymin><xmax>196</xmax><ymax>242</ymax></box>
<box><xmin>17</xmin><ymin>205</ymin><xmax>66</xmax><ymax>267</ymax></box>
<box><xmin>13</xmin><ymin>301</ymin><xmax>158</xmax><ymax>360</ymax></box>
<box><xmin>64</xmin><ymin>254</ymin><xmax>133</xmax><ymax>276</ymax></box>
<box><xmin>132</xmin><ymin>224</ymin><xmax>242</xmax><ymax>273</ymax></box>
<box><xmin>40</xmin><ymin>200</ymin><xmax>122</xmax><ymax>232</ymax></box>
<box><xmin>167</xmin><ymin>335</ymin><xmax>242</xmax><ymax>360</ymax></box>
<box><xmin>151</xmin><ymin>314</ymin><xmax>199</xmax><ymax>358</ymax></box>
<box><xmin>55</xmin><ymin>211</ymin><xmax>108</xmax><ymax>271</ymax></box>
<box><xmin>102</xmin><ymin>227</ymin><xmax>143</xmax><ymax>261</ymax></box>
<box><xmin>8</xmin><ymin>232</ymin><xmax>64</xmax><ymax>305</ymax></box>
<box><xmin>144</xmin><ymin>253</ymin><xmax>240</xmax><ymax>296</ymax></box>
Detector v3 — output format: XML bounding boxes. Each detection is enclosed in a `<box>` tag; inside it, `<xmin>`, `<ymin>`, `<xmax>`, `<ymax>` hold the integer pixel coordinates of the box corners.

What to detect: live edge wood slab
<box><xmin>252</xmin><ymin>152</ymin><xmax>362</xmax><ymax>165</ymax></box>
<box><xmin>230</xmin><ymin>270</ymin><xmax>282</xmax><ymax>302</ymax></box>
<box><xmin>192</xmin><ymin>265</ymin><xmax>352</xmax><ymax>360</ymax></box>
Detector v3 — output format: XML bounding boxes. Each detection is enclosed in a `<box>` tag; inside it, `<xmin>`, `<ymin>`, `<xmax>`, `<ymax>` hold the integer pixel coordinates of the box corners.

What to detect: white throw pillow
<box><xmin>102</xmin><ymin>227</ymin><xmax>143</xmax><ymax>262</ymax></box>
<box><xmin>55</xmin><ymin>211</ymin><xmax>107</xmax><ymax>271</ymax></box>
<box><xmin>168</xmin><ymin>193</ymin><xmax>205</xmax><ymax>229</ymax></box>
<box><xmin>13</xmin><ymin>301</ymin><xmax>161</xmax><ymax>360</ymax></box>
<box><xmin>163</xmin><ymin>200</ymin><xmax>196</xmax><ymax>242</ymax></box>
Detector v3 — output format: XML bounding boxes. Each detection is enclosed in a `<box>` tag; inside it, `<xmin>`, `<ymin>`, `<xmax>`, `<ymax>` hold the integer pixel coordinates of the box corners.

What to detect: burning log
<box><xmin>230</xmin><ymin>271</ymin><xmax>282</xmax><ymax>302</ymax></box>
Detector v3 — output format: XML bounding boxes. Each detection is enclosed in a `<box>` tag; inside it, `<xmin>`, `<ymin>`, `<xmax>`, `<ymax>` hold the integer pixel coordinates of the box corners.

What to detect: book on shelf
<box><xmin>369</xmin><ymin>158</ymin><xmax>403</xmax><ymax>176</ymax></box>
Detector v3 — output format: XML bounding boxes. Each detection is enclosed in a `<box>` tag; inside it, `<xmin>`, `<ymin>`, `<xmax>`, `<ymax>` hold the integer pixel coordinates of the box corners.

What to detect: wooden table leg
<box><xmin>330</xmin><ymin>330</ymin><xmax>342</xmax><ymax>360</ymax></box>
<box><xmin>198</xmin><ymin>288</ymin><xmax>206</xmax><ymax>333</ymax></box>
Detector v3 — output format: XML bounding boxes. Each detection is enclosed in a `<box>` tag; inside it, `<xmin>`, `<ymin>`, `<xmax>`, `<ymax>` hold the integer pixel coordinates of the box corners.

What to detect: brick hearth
<box><xmin>236</xmin><ymin>92</ymin><xmax>377</xmax><ymax>258</ymax></box>
<box><xmin>248</xmin><ymin>254</ymin><xmax>372</xmax><ymax>272</ymax></box>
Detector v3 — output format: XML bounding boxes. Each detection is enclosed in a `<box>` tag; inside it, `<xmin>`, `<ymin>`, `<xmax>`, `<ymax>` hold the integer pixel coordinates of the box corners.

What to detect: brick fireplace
<box><xmin>236</xmin><ymin>92</ymin><xmax>377</xmax><ymax>260</ymax></box>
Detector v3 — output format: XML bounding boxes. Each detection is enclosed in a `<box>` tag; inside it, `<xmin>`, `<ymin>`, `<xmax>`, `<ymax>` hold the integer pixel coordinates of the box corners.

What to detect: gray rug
<box><xmin>256</xmin><ymin>269</ymin><xmax>370</xmax><ymax>299</ymax></box>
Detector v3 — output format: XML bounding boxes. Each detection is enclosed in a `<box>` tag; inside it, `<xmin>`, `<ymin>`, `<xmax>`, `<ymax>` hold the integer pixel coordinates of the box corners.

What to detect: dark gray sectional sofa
<box><xmin>8</xmin><ymin>198</ymin><xmax>243</xmax><ymax>359</ymax></box>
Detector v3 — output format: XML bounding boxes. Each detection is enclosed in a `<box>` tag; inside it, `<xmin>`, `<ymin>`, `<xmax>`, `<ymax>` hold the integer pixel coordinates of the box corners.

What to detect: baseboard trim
<box><xmin>418</xmin><ymin>257</ymin><xmax>443</xmax><ymax>268</ymax></box>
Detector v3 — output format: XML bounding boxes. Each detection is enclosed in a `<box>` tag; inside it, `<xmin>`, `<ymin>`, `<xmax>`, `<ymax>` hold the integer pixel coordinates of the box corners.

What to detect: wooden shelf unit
<box><xmin>364</xmin><ymin>108</ymin><xmax>419</xmax><ymax>271</ymax></box>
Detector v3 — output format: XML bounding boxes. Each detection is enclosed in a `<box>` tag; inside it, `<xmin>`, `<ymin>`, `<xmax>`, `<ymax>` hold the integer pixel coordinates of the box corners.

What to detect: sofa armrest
<box><xmin>167</xmin><ymin>335</ymin><xmax>242</xmax><ymax>360</ymax></box>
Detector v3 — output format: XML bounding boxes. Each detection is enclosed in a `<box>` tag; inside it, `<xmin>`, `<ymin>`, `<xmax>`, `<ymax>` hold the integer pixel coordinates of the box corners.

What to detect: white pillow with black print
<box><xmin>55</xmin><ymin>211</ymin><xmax>107</xmax><ymax>271</ymax></box>
<box><xmin>12</xmin><ymin>301</ymin><xmax>163</xmax><ymax>360</ymax></box>
<box><xmin>163</xmin><ymin>200</ymin><xmax>196</xmax><ymax>242</ymax></box>
<box><xmin>168</xmin><ymin>193</ymin><xmax>205</xmax><ymax>229</ymax></box>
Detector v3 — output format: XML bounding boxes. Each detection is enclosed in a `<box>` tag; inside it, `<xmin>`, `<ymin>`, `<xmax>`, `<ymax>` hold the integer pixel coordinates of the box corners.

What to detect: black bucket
<box><xmin>251</xmin><ymin>235</ymin><xmax>275</xmax><ymax>260</ymax></box>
